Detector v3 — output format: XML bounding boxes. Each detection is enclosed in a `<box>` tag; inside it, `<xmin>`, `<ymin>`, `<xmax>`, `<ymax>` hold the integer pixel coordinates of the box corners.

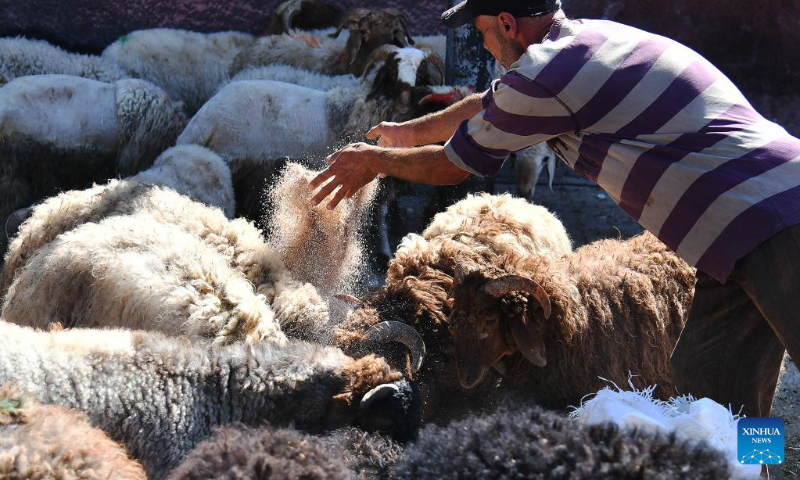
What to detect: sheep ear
<box><xmin>347</xmin><ymin>31</ymin><xmax>364</xmax><ymax>65</ymax></box>
<box><xmin>509</xmin><ymin>315</ymin><xmax>547</xmax><ymax>367</ymax></box>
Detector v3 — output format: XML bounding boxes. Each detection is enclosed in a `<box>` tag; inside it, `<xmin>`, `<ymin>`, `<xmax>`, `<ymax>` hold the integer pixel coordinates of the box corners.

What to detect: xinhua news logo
<box><xmin>738</xmin><ymin>417</ymin><xmax>784</xmax><ymax>465</ymax></box>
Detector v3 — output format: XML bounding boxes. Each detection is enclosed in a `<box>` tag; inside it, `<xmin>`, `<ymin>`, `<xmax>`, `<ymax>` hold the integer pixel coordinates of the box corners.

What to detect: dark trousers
<box><xmin>670</xmin><ymin>224</ymin><xmax>800</xmax><ymax>418</ymax></box>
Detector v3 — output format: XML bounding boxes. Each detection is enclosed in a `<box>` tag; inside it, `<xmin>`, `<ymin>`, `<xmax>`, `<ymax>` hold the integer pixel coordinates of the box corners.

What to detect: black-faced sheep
<box><xmin>393</xmin><ymin>404</ymin><xmax>731</xmax><ymax>479</ymax></box>
<box><xmin>102</xmin><ymin>29</ymin><xmax>256</xmax><ymax>115</ymax></box>
<box><xmin>230</xmin><ymin>7</ymin><xmax>414</xmax><ymax>78</ymax></box>
<box><xmin>0</xmin><ymin>74</ymin><xmax>186</xmax><ymax>250</ymax></box>
<box><xmin>448</xmin><ymin>231</ymin><xmax>696</xmax><ymax>408</ymax></box>
<box><xmin>333</xmin><ymin>194</ymin><xmax>572</xmax><ymax>422</ymax></box>
<box><xmin>262</xmin><ymin>0</ymin><xmax>343</xmax><ymax>35</ymax></box>
<box><xmin>0</xmin><ymin>320</ymin><xmax>420</xmax><ymax>478</ymax></box>
<box><xmin>0</xmin><ymin>385</ymin><xmax>146</xmax><ymax>480</ymax></box>
<box><xmin>0</xmin><ymin>37</ymin><xmax>126</xmax><ymax>86</ymax></box>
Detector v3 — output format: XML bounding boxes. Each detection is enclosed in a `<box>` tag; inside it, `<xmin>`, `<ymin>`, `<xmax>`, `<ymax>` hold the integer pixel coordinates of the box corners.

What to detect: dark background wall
<box><xmin>1</xmin><ymin>0</ymin><xmax>798</xmax><ymax>100</ymax></box>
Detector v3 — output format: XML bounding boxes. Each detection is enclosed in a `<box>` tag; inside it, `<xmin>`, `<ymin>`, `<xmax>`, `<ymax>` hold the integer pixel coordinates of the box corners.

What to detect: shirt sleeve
<box><xmin>444</xmin><ymin>71</ymin><xmax>576</xmax><ymax>177</ymax></box>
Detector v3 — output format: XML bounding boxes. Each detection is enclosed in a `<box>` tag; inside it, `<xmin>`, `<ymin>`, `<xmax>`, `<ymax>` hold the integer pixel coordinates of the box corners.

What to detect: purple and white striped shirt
<box><xmin>444</xmin><ymin>18</ymin><xmax>800</xmax><ymax>282</ymax></box>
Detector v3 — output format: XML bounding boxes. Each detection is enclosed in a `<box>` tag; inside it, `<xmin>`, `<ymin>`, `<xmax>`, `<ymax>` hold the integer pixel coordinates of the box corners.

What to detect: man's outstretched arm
<box><xmin>366</xmin><ymin>92</ymin><xmax>485</xmax><ymax>147</ymax></box>
<box><xmin>310</xmin><ymin>143</ymin><xmax>470</xmax><ymax>209</ymax></box>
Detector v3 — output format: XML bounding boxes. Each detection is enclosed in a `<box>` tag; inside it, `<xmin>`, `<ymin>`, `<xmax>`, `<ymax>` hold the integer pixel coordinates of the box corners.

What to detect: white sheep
<box><xmin>0</xmin><ymin>37</ymin><xmax>126</xmax><ymax>85</ymax></box>
<box><xmin>229</xmin><ymin>8</ymin><xmax>412</xmax><ymax>77</ymax></box>
<box><xmin>102</xmin><ymin>28</ymin><xmax>256</xmax><ymax>114</ymax></box>
<box><xmin>0</xmin><ymin>74</ymin><xmax>186</xmax><ymax>250</ymax></box>
<box><xmin>229</xmin><ymin>64</ymin><xmax>359</xmax><ymax>91</ymax></box>
<box><xmin>2</xmin><ymin>146</ymin><xmax>330</xmax><ymax>344</ymax></box>
<box><xmin>179</xmin><ymin>47</ymin><xmax>462</xmax><ymax>176</ymax></box>
<box><xmin>3</xmin><ymin>214</ymin><xmax>288</xmax><ymax>345</ymax></box>
<box><xmin>0</xmin><ymin>320</ymin><xmax>419</xmax><ymax>478</ymax></box>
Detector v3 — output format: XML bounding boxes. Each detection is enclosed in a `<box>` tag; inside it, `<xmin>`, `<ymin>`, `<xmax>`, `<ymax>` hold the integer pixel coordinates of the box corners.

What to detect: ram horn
<box><xmin>328</xmin><ymin>7</ymin><xmax>370</xmax><ymax>38</ymax></box>
<box><xmin>278</xmin><ymin>0</ymin><xmax>303</xmax><ymax>33</ymax></box>
<box><xmin>359</xmin><ymin>383</ymin><xmax>399</xmax><ymax>412</ymax></box>
<box><xmin>480</xmin><ymin>275</ymin><xmax>551</xmax><ymax>319</ymax></box>
<box><xmin>361</xmin><ymin>44</ymin><xmax>401</xmax><ymax>78</ymax></box>
<box><xmin>423</xmin><ymin>52</ymin><xmax>445</xmax><ymax>85</ymax></box>
<box><xmin>364</xmin><ymin>321</ymin><xmax>426</xmax><ymax>373</ymax></box>
<box><xmin>5</xmin><ymin>206</ymin><xmax>32</xmax><ymax>241</ymax></box>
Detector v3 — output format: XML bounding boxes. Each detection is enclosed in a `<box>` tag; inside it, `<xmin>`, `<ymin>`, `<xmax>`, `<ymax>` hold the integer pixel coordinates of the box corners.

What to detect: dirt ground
<box><xmin>386</xmin><ymin>156</ymin><xmax>799</xmax><ymax>478</ymax></box>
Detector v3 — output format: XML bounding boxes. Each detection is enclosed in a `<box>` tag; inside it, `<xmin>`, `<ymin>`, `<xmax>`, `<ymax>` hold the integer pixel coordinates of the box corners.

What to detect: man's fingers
<box><xmin>311</xmin><ymin>177</ymin><xmax>343</xmax><ymax>205</ymax></box>
<box><xmin>309</xmin><ymin>168</ymin><xmax>334</xmax><ymax>190</ymax></box>
<box><xmin>365</xmin><ymin>124</ymin><xmax>383</xmax><ymax>140</ymax></box>
<box><xmin>326</xmin><ymin>185</ymin><xmax>349</xmax><ymax>210</ymax></box>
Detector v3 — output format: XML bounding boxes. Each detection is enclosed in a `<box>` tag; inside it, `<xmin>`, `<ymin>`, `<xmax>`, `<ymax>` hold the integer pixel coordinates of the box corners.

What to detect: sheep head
<box><xmin>449</xmin><ymin>267</ymin><xmax>551</xmax><ymax>389</ymax></box>
<box><xmin>362</xmin><ymin>46</ymin><xmax>465</xmax><ymax>119</ymax></box>
<box><xmin>325</xmin><ymin>355</ymin><xmax>421</xmax><ymax>440</ymax></box>
<box><xmin>330</xmin><ymin>8</ymin><xmax>415</xmax><ymax>76</ymax></box>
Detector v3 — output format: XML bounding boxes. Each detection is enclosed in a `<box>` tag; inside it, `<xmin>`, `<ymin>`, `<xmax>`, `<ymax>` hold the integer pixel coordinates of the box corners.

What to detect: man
<box><xmin>309</xmin><ymin>0</ymin><xmax>800</xmax><ymax>420</ymax></box>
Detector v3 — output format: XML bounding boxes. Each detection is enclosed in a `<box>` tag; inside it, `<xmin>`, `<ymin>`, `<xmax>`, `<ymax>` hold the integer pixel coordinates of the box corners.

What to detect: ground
<box><xmin>386</xmin><ymin>151</ymin><xmax>800</xmax><ymax>478</ymax></box>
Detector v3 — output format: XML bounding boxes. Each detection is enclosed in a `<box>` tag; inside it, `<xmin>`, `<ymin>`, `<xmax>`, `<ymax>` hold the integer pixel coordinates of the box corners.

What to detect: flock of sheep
<box><xmin>0</xmin><ymin>0</ymin><xmax>735</xmax><ymax>478</ymax></box>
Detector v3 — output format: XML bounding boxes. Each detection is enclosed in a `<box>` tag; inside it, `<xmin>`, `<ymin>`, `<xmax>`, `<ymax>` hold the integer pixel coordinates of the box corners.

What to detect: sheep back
<box><xmin>0</xmin><ymin>386</ymin><xmax>146</xmax><ymax>480</ymax></box>
<box><xmin>103</xmin><ymin>29</ymin><xmax>255</xmax><ymax>115</ymax></box>
<box><xmin>0</xmin><ymin>37</ymin><xmax>126</xmax><ymax>86</ymax></box>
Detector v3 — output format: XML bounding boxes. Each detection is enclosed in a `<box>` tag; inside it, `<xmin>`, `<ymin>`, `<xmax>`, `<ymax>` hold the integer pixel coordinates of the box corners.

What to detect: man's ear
<box><xmin>496</xmin><ymin>13</ymin><xmax>518</xmax><ymax>39</ymax></box>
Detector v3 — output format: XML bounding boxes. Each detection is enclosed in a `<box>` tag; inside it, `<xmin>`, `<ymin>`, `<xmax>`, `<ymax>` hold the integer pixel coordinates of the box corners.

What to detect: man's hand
<box><xmin>366</xmin><ymin>122</ymin><xmax>416</xmax><ymax>148</ymax></box>
<box><xmin>310</xmin><ymin>143</ymin><xmax>382</xmax><ymax>210</ymax></box>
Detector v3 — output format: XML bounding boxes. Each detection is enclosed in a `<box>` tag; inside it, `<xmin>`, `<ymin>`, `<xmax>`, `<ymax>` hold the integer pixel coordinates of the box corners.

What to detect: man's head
<box><xmin>442</xmin><ymin>0</ymin><xmax>562</xmax><ymax>69</ymax></box>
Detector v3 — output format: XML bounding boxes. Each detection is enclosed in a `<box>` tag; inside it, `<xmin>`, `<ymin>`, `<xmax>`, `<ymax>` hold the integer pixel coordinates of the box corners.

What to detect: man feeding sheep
<box><xmin>310</xmin><ymin>0</ymin><xmax>800</xmax><ymax>420</ymax></box>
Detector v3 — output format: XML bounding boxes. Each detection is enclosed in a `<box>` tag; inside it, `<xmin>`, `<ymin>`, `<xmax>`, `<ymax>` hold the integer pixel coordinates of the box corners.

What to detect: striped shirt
<box><xmin>444</xmin><ymin>18</ymin><xmax>800</xmax><ymax>282</ymax></box>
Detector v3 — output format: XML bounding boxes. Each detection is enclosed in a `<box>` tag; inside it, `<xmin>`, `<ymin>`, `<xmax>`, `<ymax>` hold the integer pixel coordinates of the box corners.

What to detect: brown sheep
<box><xmin>448</xmin><ymin>232</ymin><xmax>696</xmax><ymax>408</ymax></box>
<box><xmin>0</xmin><ymin>385</ymin><xmax>145</xmax><ymax>479</ymax></box>
<box><xmin>333</xmin><ymin>194</ymin><xmax>572</xmax><ymax>422</ymax></box>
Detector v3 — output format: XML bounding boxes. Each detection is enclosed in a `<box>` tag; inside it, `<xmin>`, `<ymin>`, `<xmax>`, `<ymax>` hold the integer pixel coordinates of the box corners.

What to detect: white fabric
<box><xmin>569</xmin><ymin>381</ymin><xmax>761</xmax><ymax>478</ymax></box>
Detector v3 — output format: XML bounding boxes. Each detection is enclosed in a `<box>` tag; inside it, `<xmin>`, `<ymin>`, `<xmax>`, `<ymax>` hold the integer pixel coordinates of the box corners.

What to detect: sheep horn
<box><xmin>5</xmin><ymin>206</ymin><xmax>32</xmax><ymax>241</ymax></box>
<box><xmin>364</xmin><ymin>321</ymin><xmax>425</xmax><ymax>373</ymax></box>
<box><xmin>279</xmin><ymin>0</ymin><xmax>303</xmax><ymax>33</ymax></box>
<box><xmin>423</xmin><ymin>52</ymin><xmax>445</xmax><ymax>85</ymax></box>
<box><xmin>480</xmin><ymin>276</ymin><xmax>551</xmax><ymax>319</ymax></box>
<box><xmin>361</xmin><ymin>44</ymin><xmax>401</xmax><ymax>78</ymax></box>
<box><xmin>359</xmin><ymin>383</ymin><xmax>399</xmax><ymax>412</ymax></box>
<box><xmin>454</xmin><ymin>265</ymin><xmax>467</xmax><ymax>285</ymax></box>
<box><xmin>328</xmin><ymin>7</ymin><xmax>370</xmax><ymax>38</ymax></box>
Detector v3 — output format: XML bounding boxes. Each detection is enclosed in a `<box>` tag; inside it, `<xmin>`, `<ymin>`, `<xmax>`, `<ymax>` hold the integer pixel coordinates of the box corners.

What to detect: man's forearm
<box><xmin>409</xmin><ymin>93</ymin><xmax>485</xmax><ymax>146</ymax></box>
<box><xmin>376</xmin><ymin>145</ymin><xmax>471</xmax><ymax>185</ymax></box>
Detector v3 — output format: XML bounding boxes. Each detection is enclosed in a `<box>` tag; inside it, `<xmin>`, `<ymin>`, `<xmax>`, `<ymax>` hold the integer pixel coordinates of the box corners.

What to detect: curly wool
<box><xmin>334</xmin><ymin>194</ymin><xmax>572</xmax><ymax>421</ymax></box>
<box><xmin>2</xmin><ymin>147</ymin><xmax>330</xmax><ymax>343</ymax></box>
<box><xmin>2</xmin><ymin>214</ymin><xmax>287</xmax><ymax>345</ymax></box>
<box><xmin>0</xmin><ymin>37</ymin><xmax>126</xmax><ymax>86</ymax></box>
<box><xmin>103</xmin><ymin>29</ymin><xmax>256</xmax><ymax>115</ymax></box>
<box><xmin>0</xmin><ymin>386</ymin><xmax>145</xmax><ymax>480</ymax></box>
<box><xmin>166</xmin><ymin>425</ymin><xmax>352</xmax><ymax>480</ymax></box>
<box><xmin>168</xmin><ymin>425</ymin><xmax>404</xmax><ymax>480</ymax></box>
<box><xmin>0</xmin><ymin>320</ymin><xmax>412</xmax><ymax>479</ymax></box>
<box><xmin>394</xmin><ymin>404</ymin><xmax>731</xmax><ymax>479</ymax></box>
<box><xmin>457</xmin><ymin>232</ymin><xmax>696</xmax><ymax>407</ymax></box>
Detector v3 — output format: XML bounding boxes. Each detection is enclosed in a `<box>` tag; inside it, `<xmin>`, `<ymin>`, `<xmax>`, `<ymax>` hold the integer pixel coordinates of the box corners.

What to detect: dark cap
<box><xmin>441</xmin><ymin>0</ymin><xmax>561</xmax><ymax>28</ymax></box>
